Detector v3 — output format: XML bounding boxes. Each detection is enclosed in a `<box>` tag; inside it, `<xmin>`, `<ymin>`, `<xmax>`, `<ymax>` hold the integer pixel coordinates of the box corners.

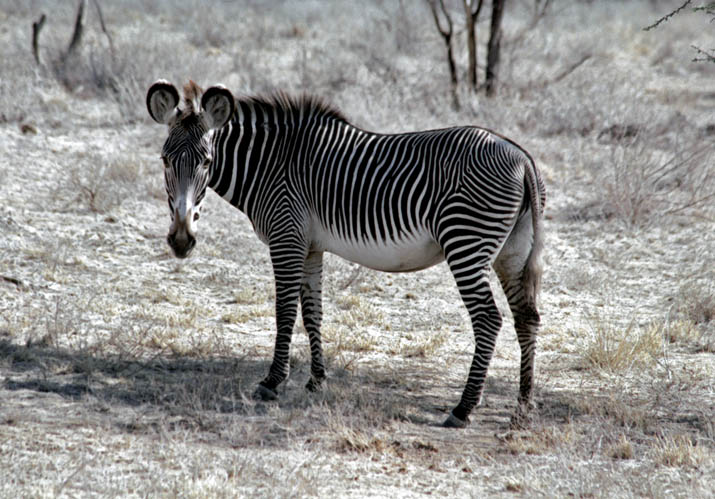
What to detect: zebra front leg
<box><xmin>301</xmin><ymin>251</ymin><xmax>326</xmax><ymax>392</ymax></box>
<box><xmin>254</xmin><ymin>245</ymin><xmax>306</xmax><ymax>401</ymax></box>
<box><xmin>443</xmin><ymin>269</ymin><xmax>502</xmax><ymax>429</ymax></box>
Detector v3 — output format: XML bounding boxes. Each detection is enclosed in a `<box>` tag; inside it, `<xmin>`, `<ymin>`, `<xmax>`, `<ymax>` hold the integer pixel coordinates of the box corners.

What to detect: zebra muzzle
<box><xmin>167</xmin><ymin>228</ymin><xmax>196</xmax><ymax>258</ymax></box>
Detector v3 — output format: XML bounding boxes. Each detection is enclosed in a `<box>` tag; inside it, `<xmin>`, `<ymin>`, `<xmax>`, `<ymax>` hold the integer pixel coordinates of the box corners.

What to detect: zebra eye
<box><xmin>161</xmin><ymin>156</ymin><xmax>170</xmax><ymax>168</ymax></box>
<box><xmin>193</xmin><ymin>212</ymin><xmax>200</xmax><ymax>222</ymax></box>
<box><xmin>202</xmin><ymin>156</ymin><xmax>212</xmax><ymax>169</ymax></box>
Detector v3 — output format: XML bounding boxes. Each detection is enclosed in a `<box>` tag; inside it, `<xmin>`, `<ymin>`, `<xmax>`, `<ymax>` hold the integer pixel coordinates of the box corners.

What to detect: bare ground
<box><xmin>1</xmin><ymin>1</ymin><xmax>714</xmax><ymax>497</ymax></box>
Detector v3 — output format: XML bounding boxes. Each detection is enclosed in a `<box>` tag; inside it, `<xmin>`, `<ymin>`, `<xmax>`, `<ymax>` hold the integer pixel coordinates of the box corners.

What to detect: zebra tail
<box><xmin>522</xmin><ymin>157</ymin><xmax>544</xmax><ymax>307</ymax></box>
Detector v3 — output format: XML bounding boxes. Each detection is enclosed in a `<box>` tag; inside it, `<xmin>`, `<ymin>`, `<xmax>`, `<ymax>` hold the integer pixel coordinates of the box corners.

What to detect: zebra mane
<box><xmin>182</xmin><ymin>80</ymin><xmax>203</xmax><ymax>116</ymax></box>
<box><xmin>178</xmin><ymin>81</ymin><xmax>348</xmax><ymax>126</ymax></box>
<box><xmin>238</xmin><ymin>91</ymin><xmax>349</xmax><ymax>125</ymax></box>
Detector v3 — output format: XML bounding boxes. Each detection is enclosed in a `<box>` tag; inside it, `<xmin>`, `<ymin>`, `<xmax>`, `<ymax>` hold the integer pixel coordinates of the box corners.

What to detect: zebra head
<box><xmin>146</xmin><ymin>80</ymin><xmax>234</xmax><ymax>258</ymax></box>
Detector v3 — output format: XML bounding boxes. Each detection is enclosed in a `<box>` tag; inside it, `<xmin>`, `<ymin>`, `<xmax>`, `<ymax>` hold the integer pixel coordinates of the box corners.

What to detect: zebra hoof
<box><xmin>510</xmin><ymin>404</ymin><xmax>534</xmax><ymax>429</ymax></box>
<box><xmin>253</xmin><ymin>384</ymin><xmax>278</xmax><ymax>401</ymax></box>
<box><xmin>305</xmin><ymin>377</ymin><xmax>325</xmax><ymax>393</ymax></box>
<box><xmin>442</xmin><ymin>413</ymin><xmax>470</xmax><ymax>429</ymax></box>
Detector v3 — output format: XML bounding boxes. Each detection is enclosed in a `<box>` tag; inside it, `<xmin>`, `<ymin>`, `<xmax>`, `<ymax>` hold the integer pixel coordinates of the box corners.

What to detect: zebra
<box><xmin>146</xmin><ymin>80</ymin><xmax>545</xmax><ymax>428</ymax></box>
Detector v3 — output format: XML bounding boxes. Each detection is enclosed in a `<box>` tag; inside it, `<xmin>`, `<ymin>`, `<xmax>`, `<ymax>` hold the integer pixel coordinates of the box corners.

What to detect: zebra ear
<box><xmin>201</xmin><ymin>85</ymin><xmax>234</xmax><ymax>129</ymax></box>
<box><xmin>147</xmin><ymin>80</ymin><xmax>180</xmax><ymax>125</ymax></box>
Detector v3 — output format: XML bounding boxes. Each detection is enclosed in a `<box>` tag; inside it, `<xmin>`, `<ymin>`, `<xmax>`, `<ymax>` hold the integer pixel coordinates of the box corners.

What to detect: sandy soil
<box><xmin>1</xmin><ymin>1</ymin><xmax>714</xmax><ymax>497</ymax></box>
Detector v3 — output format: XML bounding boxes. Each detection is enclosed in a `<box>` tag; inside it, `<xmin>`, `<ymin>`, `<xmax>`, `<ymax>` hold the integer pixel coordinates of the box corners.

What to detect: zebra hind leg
<box><xmin>443</xmin><ymin>267</ymin><xmax>503</xmax><ymax>428</ymax></box>
<box><xmin>301</xmin><ymin>251</ymin><xmax>326</xmax><ymax>392</ymax></box>
<box><xmin>437</xmin><ymin>198</ymin><xmax>514</xmax><ymax>428</ymax></box>
<box><xmin>494</xmin><ymin>211</ymin><xmax>542</xmax><ymax>428</ymax></box>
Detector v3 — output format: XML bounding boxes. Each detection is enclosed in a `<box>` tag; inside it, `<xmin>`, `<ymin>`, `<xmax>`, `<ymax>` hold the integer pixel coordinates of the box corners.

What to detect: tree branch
<box><xmin>643</xmin><ymin>0</ymin><xmax>692</xmax><ymax>31</ymax></box>
<box><xmin>92</xmin><ymin>0</ymin><xmax>115</xmax><ymax>58</ymax></box>
<box><xmin>427</xmin><ymin>0</ymin><xmax>460</xmax><ymax>109</ymax></box>
<box><xmin>550</xmin><ymin>54</ymin><xmax>591</xmax><ymax>85</ymax></box>
<box><xmin>428</xmin><ymin>0</ymin><xmax>453</xmax><ymax>38</ymax></box>
<box><xmin>691</xmin><ymin>44</ymin><xmax>715</xmax><ymax>62</ymax></box>
<box><xmin>63</xmin><ymin>0</ymin><xmax>86</xmax><ymax>62</ymax></box>
<box><xmin>32</xmin><ymin>14</ymin><xmax>46</xmax><ymax>65</ymax></box>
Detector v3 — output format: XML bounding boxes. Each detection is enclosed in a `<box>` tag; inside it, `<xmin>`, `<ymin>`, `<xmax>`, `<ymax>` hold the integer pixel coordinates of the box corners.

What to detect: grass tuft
<box><xmin>652</xmin><ymin>434</ymin><xmax>709</xmax><ymax>469</ymax></box>
<box><xmin>583</xmin><ymin>319</ymin><xmax>662</xmax><ymax>372</ymax></box>
<box><xmin>501</xmin><ymin>424</ymin><xmax>577</xmax><ymax>456</ymax></box>
<box><xmin>672</xmin><ymin>282</ymin><xmax>715</xmax><ymax>352</ymax></box>
<box><xmin>607</xmin><ymin>434</ymin><xmax>634</xmax><ymax>460</ymax></box>
<box><xmin>221</xmin><ymin>305</ymin><xmax>273</xmax><ymax>325</ymax></box>
<box><xmin>334</xmin><ymin>428</ymin><xmax>392</xmax><ymax>454</ymax></box>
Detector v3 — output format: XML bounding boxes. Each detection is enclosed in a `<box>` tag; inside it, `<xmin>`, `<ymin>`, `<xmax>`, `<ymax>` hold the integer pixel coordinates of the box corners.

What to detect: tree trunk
<box><xmin>63</xmin><ymin>0</ymin><xmax>86</xmax><ymax>63</ymax></box>
<box><xmin>485</xmin><ymin>0</ymin><xmax>506</xmax><ymax>97</ymax></box>
<box><xmin>462</xmin><ymin>0</ymin><xmax>484</xmax><ymax>93</ymax></box>
<box><xmin>445</xmin><ymin>42</ymin><xmax>460</xmax><ymax>110</ymax></box>
<box><xmin>428</xmin><ymin>0</ymin><xmax>460</xmax><ymax>110</ymax></box>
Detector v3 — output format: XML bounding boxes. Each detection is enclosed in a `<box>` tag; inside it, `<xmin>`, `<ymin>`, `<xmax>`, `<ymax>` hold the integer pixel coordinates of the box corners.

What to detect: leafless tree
<box><xmin>463</xmin><ymin>0</ymin><xmax>485</xmax><ymax>93</ymax></box>
<box><xmin>428</xmin><ymin>0</ymin><xmax>487</xmax><ymax>100</ymax></box>
<box><xmin>428</xmin><ymin>0</ymin><xmax>460</xmax><ymax>109</ymax></box>
<box><xmin>32</xmin><ymin>0</ymin><xmax>115</xmax><ymax>73</ymax></box>
<box><xmin>429</xmin><ymin>0</ymin><xmax>551</xmax><ymax>99</ymax></box>
<box><xmin>484</xmin><ymin>0</ymin><xmax>506</xmax><ymax>96</ymax></box>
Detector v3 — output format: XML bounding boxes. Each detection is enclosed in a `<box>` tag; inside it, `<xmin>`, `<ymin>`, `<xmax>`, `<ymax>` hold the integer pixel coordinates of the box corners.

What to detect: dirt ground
<box><xmin>1</xmin><ymin>1</ymin><xmax>714</xmax><ymax>497</ymax></box>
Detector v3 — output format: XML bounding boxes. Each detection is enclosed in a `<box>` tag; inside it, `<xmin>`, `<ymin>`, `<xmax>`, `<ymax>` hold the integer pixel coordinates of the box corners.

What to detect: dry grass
<box><xmin>587</xmin><ymin>135</ymin><xmax>715</xmax><ymax>227</ymax></box>
<box><xmin>321</xmin><ymin>294</ymin><xmax>387</xmax><ymax>353</ymax></box>
<box><xmin>501</xmin><ymin>424</ymin><xmax>578</xmax><ymax>456</ymax></box>
<box><xmin>583</xmin><ymin>317</ymin><xmax>663</xmax><ymax>372</ymax></box>
<box><xmin>607</xmin><ymin>434</ymin><xmax>635</xmax><ymax>460</ymax></box>
<box><xmin>1</xmin><ymin>0</ymin><xmax>714</xmax><ymax>497</ymax></box>
<box><xmin>672</xmin><ymin>281</ymin><xmax>715</xmax><ymax>352</ymax></box>
<box><xmin>221</xmin><ymin>305</ymin><xmax>274</xmax><ymax>325</ymax></box>
<box><xmin>398</xmin><ymin>330</ymin><xmax>449</xmax><ymax>359</ymax></box>
<box><xmin>652</xmin><ymin>434</ymin><xmax>710</xmax><ymax>469</ymax></box>
<box><xmin>64</xmin><ymin>156</ymin><xmax>142</xmax><ymax>213</ymax></box>
<box><xmin>581</xmin><ymin>393</ymin><xmax>655</xmax><ymax>432</ymax></box>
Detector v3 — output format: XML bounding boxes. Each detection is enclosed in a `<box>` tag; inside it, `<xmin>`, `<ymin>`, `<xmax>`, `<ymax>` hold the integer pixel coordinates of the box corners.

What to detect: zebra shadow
<box><xmin>0</xmin><ymin>338</ymin><xmax>576</xmax><ymax>448</ymax></box>
<box><xmin>0</xmin><ymin>338</ymin><xmax>269</xmax><ymax>412</ymax></box>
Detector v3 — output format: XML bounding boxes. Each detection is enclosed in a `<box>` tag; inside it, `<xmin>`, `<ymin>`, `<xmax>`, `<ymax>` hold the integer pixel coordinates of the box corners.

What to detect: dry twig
<box><xmin>643</xmin><ymin>0</ymin><xmax>692</xmax><ymax>31</ymax></box>
<box><xmin>427</xmin><ymin>0</ymin><xmax>459</xmax><ymax>110</ymax></box>
<box><xmin>31</xmin><ymin>14</ymin><xmax>46</xmax><ymax>65</ymax></box>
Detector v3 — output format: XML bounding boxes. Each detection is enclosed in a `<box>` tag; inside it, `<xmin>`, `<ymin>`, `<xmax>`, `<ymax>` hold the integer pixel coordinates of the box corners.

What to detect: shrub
<box><xmin>592</xmin><ymin>135</ymin><xmax>714</xmax><ymax>227</ymax></box>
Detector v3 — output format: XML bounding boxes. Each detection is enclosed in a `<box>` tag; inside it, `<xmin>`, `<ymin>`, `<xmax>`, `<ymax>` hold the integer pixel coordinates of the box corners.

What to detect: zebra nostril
<box><xmin>167</xmin><ymin>231</ymin><xmax>195</xmax><ymax>258</ymax></box>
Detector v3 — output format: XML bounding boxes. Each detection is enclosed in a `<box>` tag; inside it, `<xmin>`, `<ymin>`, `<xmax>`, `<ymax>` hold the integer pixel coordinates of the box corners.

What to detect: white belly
<box><xmin>312</xmin><ymin>226</ymin><xmax>444</xmax><ymax>272</ymax></box>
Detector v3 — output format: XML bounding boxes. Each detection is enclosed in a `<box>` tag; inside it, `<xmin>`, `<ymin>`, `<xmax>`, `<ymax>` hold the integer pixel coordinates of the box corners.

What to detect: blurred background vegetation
<box><xmin>3</xmin><ymin>0</ymin><xmax>712</xmax><ymax>227</ymax></box>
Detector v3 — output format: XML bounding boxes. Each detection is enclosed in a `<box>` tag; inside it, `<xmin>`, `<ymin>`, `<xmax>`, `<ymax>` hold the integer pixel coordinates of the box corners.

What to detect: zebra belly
<box><xmin>313</xmin><ymin>227</ymin><xmax>444</xmax><ymax>272</ymax></box>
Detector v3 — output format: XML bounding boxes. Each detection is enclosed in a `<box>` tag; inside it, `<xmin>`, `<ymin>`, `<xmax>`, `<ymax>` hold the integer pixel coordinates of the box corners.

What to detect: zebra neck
<box><xmin>207</xmin><ymin>106</ymin><xmax>294</xmax><ymax>214</ymax></box>
<box><xmin>207</xmin><ymin>97</ymin><xmax>353</xmax><ymax>217</ymax></box>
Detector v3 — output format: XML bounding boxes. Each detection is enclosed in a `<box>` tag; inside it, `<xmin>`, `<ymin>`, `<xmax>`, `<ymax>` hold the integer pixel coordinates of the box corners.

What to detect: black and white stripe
<box><xmin>147</xmin><ymin>81</ymin><xmax>545</xmax><ymax>428</ymax></box>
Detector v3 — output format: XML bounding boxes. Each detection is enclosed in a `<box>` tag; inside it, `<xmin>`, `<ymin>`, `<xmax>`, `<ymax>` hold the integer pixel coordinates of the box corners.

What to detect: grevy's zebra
<box><xmin>147</xmin><ymin>80</ymin><xmax>545</xmax><ymax>428</ymax></box>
